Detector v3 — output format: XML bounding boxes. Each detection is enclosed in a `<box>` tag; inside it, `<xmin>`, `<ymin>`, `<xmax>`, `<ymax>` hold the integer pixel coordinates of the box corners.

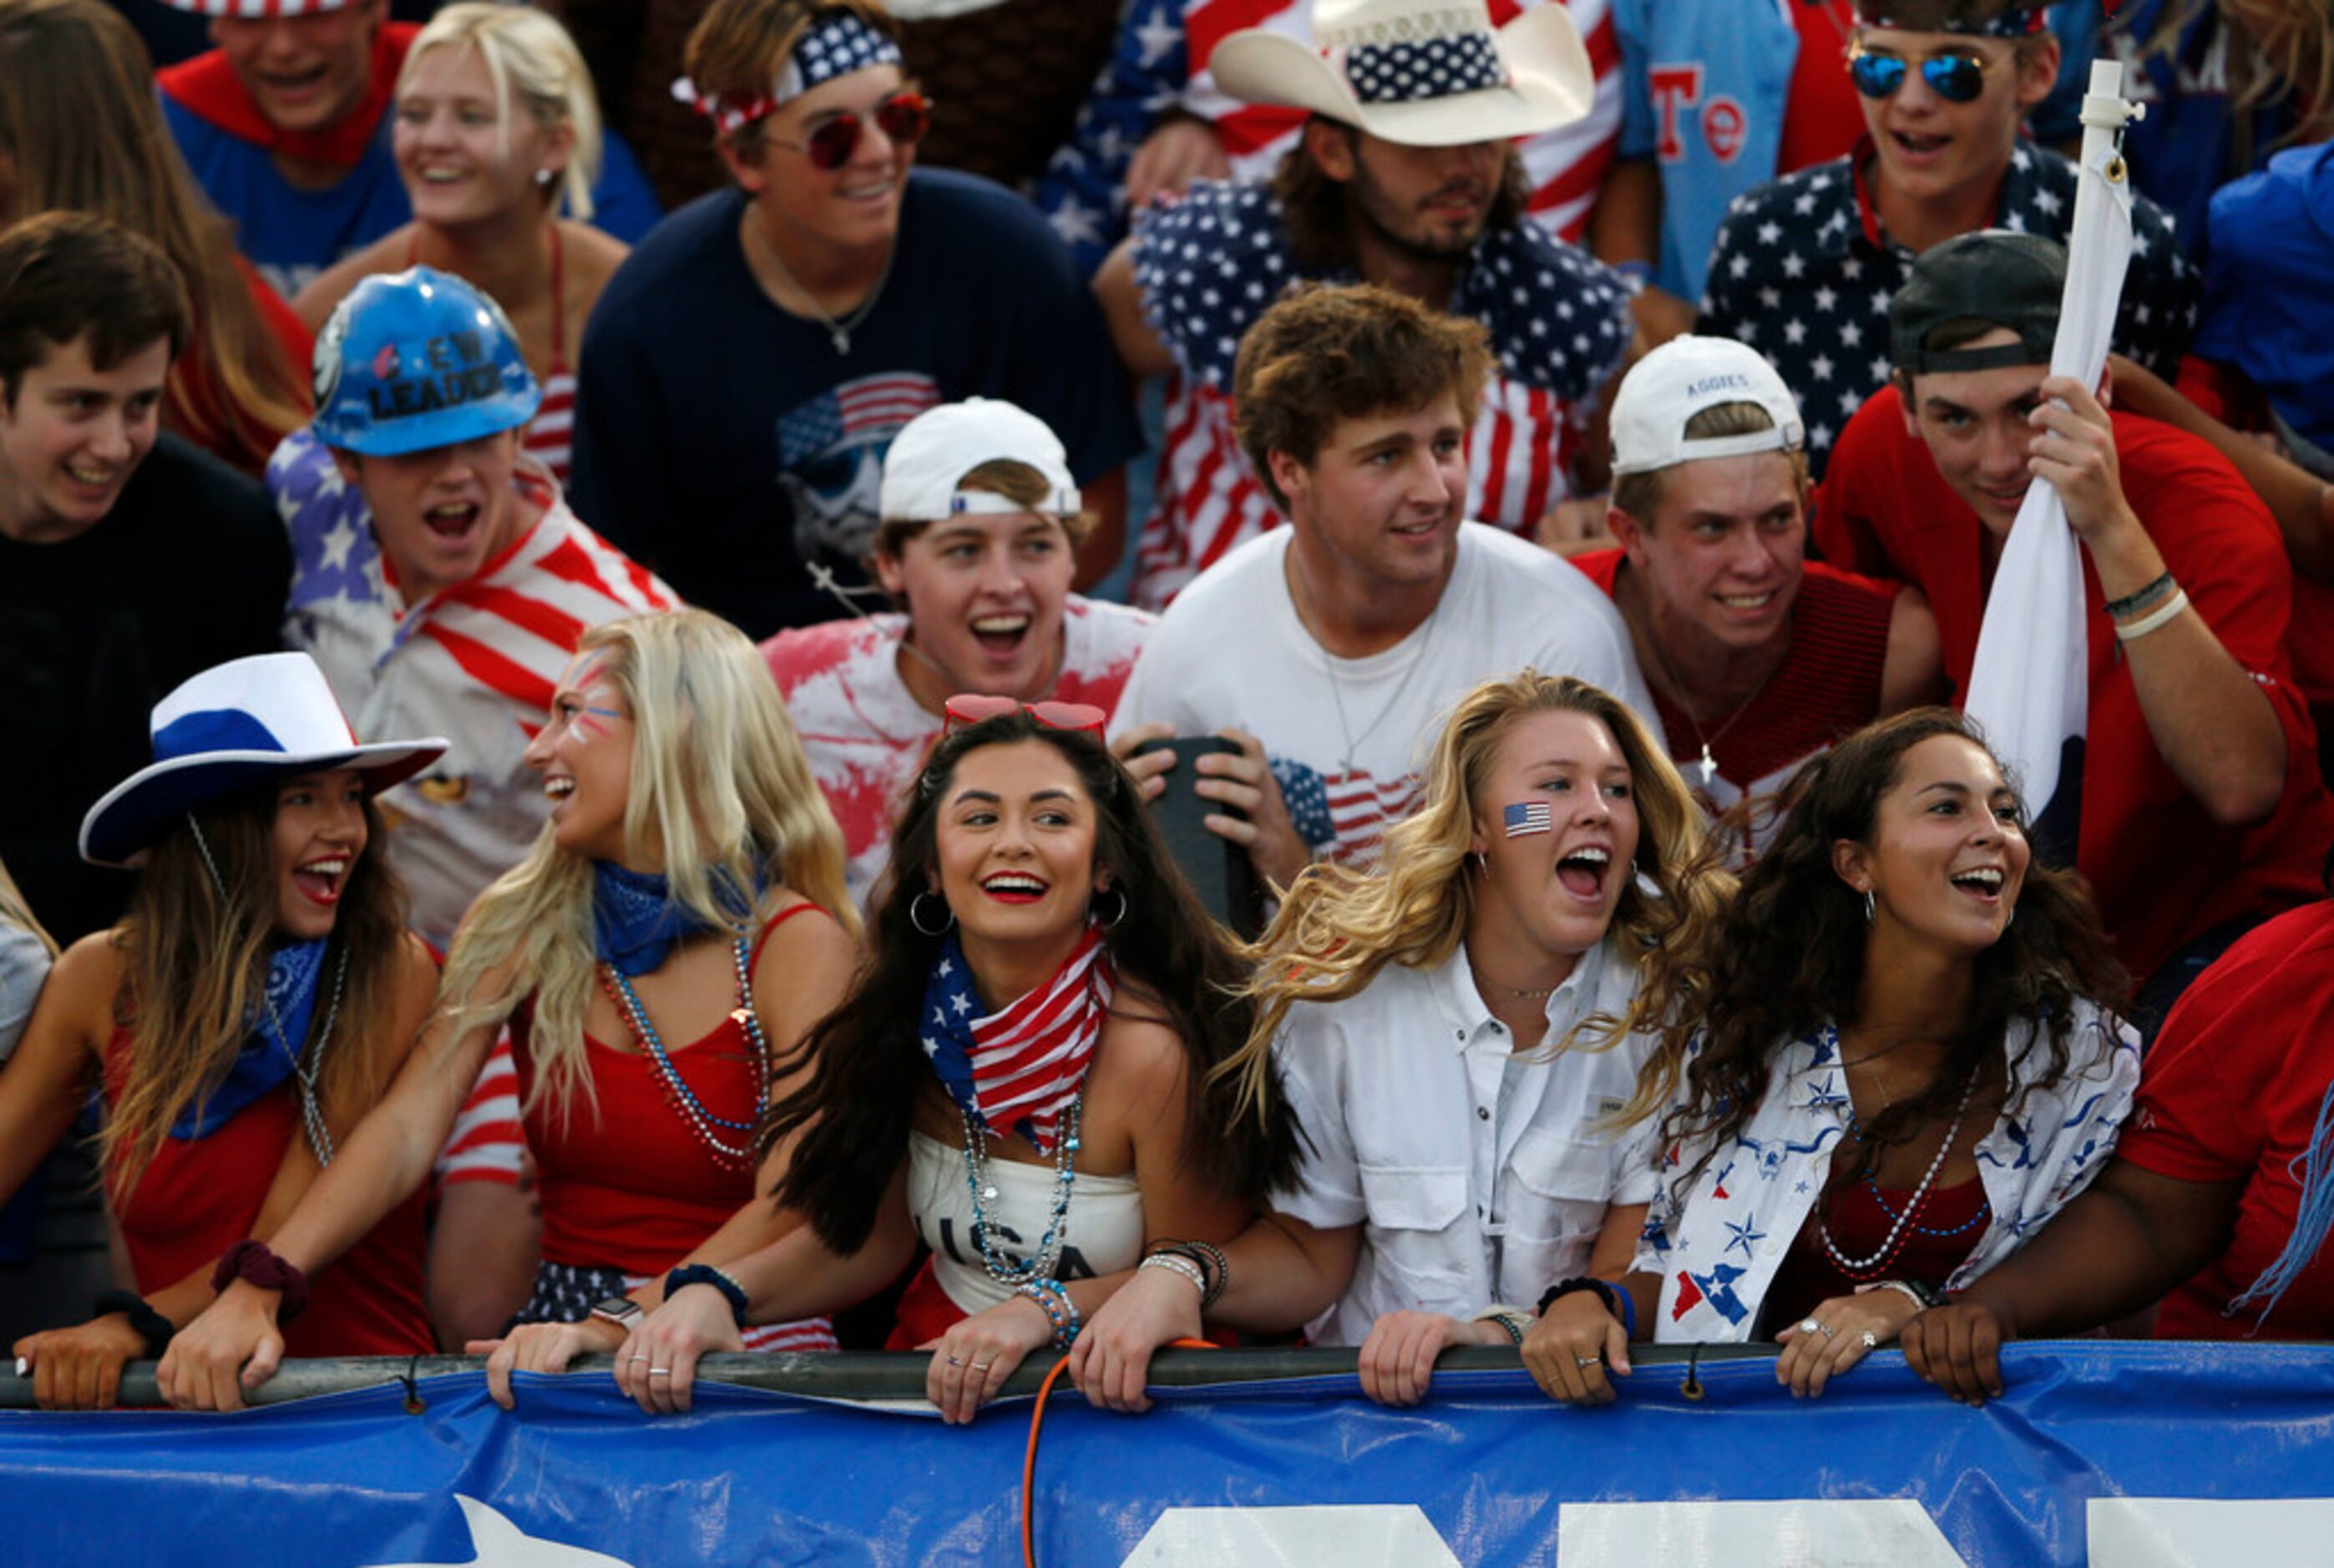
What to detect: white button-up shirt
<box><xmin>1636</xmin><ymin>1003</ymin><xmax>2140</xmax><ymax>1343</ymax></box>
<box><xmin>1273</xmin><ymin>938</ymin><xmax>1663</xmax><ymax>1346</ymax></box>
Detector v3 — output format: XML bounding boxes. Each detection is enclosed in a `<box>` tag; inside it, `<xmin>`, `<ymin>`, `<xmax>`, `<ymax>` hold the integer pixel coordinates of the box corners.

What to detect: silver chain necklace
<box><xmin>1290</xmin><ymin>560</ymin><xmax>1445</xmax><ymax>774</ymax></box>
<box><xmin>743</xmin><ymin>209</ymin><xmax>896</xmax><ymax>356</ymax></box>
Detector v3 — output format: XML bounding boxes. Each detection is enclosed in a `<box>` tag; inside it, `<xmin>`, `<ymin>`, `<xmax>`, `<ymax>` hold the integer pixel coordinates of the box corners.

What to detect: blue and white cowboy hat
<box><xmin>80</xmin><ymin>653</ymin><xmax>448</xmax><ymax>867</ymax></box>
<box><xmin>1211</xmin><ymin>0</ymin><xmax>1597</xmax><ymax>148</ymax></box>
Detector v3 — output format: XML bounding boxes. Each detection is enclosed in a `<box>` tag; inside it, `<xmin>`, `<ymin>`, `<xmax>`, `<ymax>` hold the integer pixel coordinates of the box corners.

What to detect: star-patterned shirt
<box><xmin>1634</xmin><ymin>1002</ymin><xmax>2139</xmax><ymax>1344</ymax></box>
<box><xmin>1698</xmin><ymin>138</ymin><xmax>2199</xmax><ymax>481</ymax></box>
<box><xmin>1126</xmin><ymin>178</ymin><xmax>1632</xmax><ymax>609</ymax></box>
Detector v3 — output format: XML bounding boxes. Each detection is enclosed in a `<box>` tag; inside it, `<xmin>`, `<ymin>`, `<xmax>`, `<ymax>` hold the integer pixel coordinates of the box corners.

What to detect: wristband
<box><xmin>664</xmin><ymin>1264</ymin><xmax>752</xmax><ymax>1328</ymax></box>
<box><xmin>1611</xmin><ymin>258</ymin><xmax>1654</xmax><ymax>294</ymax></box>
<box><xmin>1147</xmin><ymin>1239</ymin><xmax>1228</xmax><ymax>1309</ymax></box>
<box><xmin>2113</xmin><ymin>588</ymin><xmax>2188</xmax><ymax>643</ymax></box>
<box><xmin>2103</xmin><ymin>569</ymin><xmax>2175</xmax><ymax>619</ymax></box>
<box><xmin>93</xmin><ymin>1289</ymin><xmax>177</xmax><ymax>1358</ymax></box>
<box><xmin>211</xmin><ymin>1239</ymin><xmax>311</xmax><ymax>1324</ymax></box>
<box><xmin>1860</xmin><ymin>1278</ymin><xmax>1949</xmax><ymax>1313</ymax></box>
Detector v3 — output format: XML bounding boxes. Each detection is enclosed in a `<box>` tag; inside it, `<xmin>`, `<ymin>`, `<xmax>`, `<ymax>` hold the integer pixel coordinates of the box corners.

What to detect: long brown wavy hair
<box><xmin>1216</xmin><ymin>672</ymin><xmax>1734</xmax><ymax>1136</ymax></box>
<box><xmin>105</xmin><ymin>787</ymin><xmax>410</xmax><ymax>1189</ymax></box>
<box><xmin>1272</xmin><ymin>121</ymin><xmax>1530</xmax><ymax>276</ymax></box>
<box><xmin>760</xmin><ymin>711</ymin><xmax>1301</xmax><ymax>1256</ymax></box>
<box><xmin>0</xmin><ymin>0</ymin><xmax>311</xmax><ymax>471</ymax></box>
<box><xmin>1649</xmin><ymin>709</ymin><xmax>2129</xmax><ymax>1198</ymax></box>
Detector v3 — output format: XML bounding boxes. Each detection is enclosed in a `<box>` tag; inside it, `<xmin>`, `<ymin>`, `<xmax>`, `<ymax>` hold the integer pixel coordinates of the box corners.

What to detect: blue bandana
<box><xmin>591</xmin><ymin>862</ymin><xmax>757</xmax><ymax>978</ymax></box>
<box><xmin>170</xmin><ymin>938</ymin><xmax>329</xmax><ymax>1141</ymax></box>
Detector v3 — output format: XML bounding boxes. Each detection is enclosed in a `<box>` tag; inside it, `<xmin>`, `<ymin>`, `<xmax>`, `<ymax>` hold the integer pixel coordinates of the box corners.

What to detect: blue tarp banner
<box><xmin>6</xmin><ymin>1342</ymin><xmax>2331</xmax><ymax>1565</ymax></box>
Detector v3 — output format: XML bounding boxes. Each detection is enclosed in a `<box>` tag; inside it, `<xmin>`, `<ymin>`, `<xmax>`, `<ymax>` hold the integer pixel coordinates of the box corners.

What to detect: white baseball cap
<box><xmin>879</xmin><ymin>399</ymin><xmax>1081</xmax><ymax>522</ymax></box>
<box><xmin>1608</xmin><ymin>336</ymin><xmax>1805</xmax><ymax>477</ymax></box>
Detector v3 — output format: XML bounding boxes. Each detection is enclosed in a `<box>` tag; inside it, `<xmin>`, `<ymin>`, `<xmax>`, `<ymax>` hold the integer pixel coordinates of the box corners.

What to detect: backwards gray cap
<box><xmin>1888</xmin><ymin>230</ymin><xmax>2067</xmax><ymax>377</ymax></box>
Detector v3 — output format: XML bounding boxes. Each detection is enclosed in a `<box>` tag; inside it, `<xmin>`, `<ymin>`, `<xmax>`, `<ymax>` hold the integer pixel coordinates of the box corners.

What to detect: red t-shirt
<box><xmin>104</xmin><ymin>1030</ymin><xmax>432</xmax><ymax>1357</ymax></box>
<box><xmin>2117</xmin><ymin>901</ymin><xmax>2334</xmax><ymax>1340</ymax></box>
<box><xmin>1573</xmin><ymin>550</ymin><xmax>1896</xmax><ymax>814</ymax></box>
<box><xmin>1813</xmin><ymin>391</ymin><xmax>2333</xmax><ymax>982</ymax></box>
<box><xmin>1777</xmin><ymin>0</ymin><xmax>1868</xmax><ymax>175</ymax></box>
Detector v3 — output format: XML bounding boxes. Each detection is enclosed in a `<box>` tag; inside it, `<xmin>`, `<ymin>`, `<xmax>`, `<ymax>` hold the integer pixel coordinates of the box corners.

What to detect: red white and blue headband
<box><xmin>1851</xmin><ymin>4</ymin><xmax>2049</xmax><ymax>38</ymax></box>
<box><xmin>672</xmin><ymin>11</ymin><xmax>902</xmax><ymax>136</ymax></box>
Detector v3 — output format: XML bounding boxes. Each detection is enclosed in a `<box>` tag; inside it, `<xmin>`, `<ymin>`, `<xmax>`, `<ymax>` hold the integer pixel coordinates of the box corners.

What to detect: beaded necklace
<box><xmin>259</xmin><ymin>944</ymin><xmax>349</xmax><ymax>1166</ymax></box>
<box><xmin>1815</xmin><ymin>1069</ymin><xmax>1981</xmax><ymax>1279</ymax></box>
<box><xmin>595</xmin><ymin>935</ymin><xmax>771</xmax><ymax>1171</ymax></box>
<box><xmin>959</xmin><ymin>1095</ymin><xmax>1083</xmax><ymax>1287</ymax></box>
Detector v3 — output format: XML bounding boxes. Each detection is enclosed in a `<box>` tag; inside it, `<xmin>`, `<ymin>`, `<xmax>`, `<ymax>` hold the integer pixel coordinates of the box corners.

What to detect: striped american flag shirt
<box><xmin>271</xmin><ymin>428</ymin><xmax>680</xmax><ymax>948</ymax></box>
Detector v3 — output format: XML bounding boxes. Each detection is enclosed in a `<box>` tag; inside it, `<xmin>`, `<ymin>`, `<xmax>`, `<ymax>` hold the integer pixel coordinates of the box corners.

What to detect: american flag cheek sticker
<box><xmin>1503</xmin><ymin>801</ymin><xmax>1552</xmax><ymax>837</ymax></box>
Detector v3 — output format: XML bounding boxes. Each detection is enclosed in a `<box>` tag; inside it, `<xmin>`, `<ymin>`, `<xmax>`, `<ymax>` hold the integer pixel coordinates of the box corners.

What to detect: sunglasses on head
<box><xmin>771</xmin><ymin>89</ymin><xmax>931</xmax><ymax>171</ymax></box>
<box><xmin>941</xmin><ymin>695</ymin><xmax>1106</xmax><ymax>738</ymax></box>
<box><xmin>1846</xmin><ymin>41</ymin><xmax>1998</xmax><ymax>104</ymax></box>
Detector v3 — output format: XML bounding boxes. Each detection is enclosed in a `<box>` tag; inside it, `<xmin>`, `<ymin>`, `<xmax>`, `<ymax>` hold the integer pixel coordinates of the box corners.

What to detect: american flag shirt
<box><xmin>1033</xmin><ymin>0</ymin><xmax>1623</xmax><ymax>276</ymax></box>
<box><xmin>271</xmin><ymin>427</ymin><xmax>679</xmax><ymax>948</ymax></box>
<box><xmin>1698</xmin><ymin>137</ymin><xmax>2199</xmax><ymax>483</ymax></box>
<box><xmin>1110</xmin><ymin>524</ymin><xmax>1653</xmax><ymax>873</ymax></box>
<box><xmin>1635</xmin><ymin>1005</ymin><xmax>2138</xmax><ymax>1345</ymax></box>
<box><xmin>1126</xmin><ymin>180</ymin><xmax>1632</xmax><ymax>611</ymax></box>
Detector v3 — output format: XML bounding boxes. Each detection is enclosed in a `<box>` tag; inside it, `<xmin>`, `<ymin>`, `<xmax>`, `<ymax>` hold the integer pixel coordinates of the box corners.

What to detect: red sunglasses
<box><xmin>941</xmin><ymin>695</ymin><xmax>1106</xmax><ymax>737</ymax></box>
<box><xmin>772</xmin><ymin>90</ymin><xmax>931</xmax><ymax>171</ymax></box>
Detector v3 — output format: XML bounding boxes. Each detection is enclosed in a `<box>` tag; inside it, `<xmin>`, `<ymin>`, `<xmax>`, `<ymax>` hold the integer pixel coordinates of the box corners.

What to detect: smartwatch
<box><xmin>589</xmin><ymin>1296</ymin><xmax>645</xmax><ymax>1333</ymax></box>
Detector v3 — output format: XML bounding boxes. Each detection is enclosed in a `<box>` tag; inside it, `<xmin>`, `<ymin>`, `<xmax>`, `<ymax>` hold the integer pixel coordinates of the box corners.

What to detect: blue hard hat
<box><xmin>311</xmin><ymin>266</ymin><xmax>542</xmax><ymax>457</ymax></box>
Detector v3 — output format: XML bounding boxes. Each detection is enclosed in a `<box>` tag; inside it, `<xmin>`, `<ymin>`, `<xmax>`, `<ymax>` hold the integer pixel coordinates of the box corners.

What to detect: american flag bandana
<box><xmin>919</xmin><ymin>926</ymin><xmax>1115</xmax><ymax>1156</ymax></box>
<box><xmin>1502</xmin><ymin>801</ymin><xmax>1552</xmax><ymax>837</ymax></box>
<box><xmin>1852</xmin><ymin>3</ymin><xmax>2048</xmax><ymax>36</ymax></box>
<box><xmin>672</xmin><ymin>13</ymin><xmax>904</xmax><ymax>134</ymax></box>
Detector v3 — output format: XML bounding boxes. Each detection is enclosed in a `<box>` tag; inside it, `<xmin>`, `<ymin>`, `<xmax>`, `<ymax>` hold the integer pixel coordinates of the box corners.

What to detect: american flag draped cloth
<box><xmin>919</xmin><ymin>926</ymin><xmax>1116</xmax><ymax>1156</ymax></box>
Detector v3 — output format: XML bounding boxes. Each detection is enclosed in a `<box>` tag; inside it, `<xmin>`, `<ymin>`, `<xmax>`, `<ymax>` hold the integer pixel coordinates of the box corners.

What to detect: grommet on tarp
<box><xmin>2104</xmin><ymin>155</ymin><xmax>2128</xmax><ymax>184</ymax></box>
<box><xmin>400</xmin><ymin>1354</ymin><xmax>425</xmax><ymax>1416</ymax></box>
<box><xmin>1679</xmin><ymin>1345</ymin><xmax>1705</xmax><ymax>1403</ymax></box>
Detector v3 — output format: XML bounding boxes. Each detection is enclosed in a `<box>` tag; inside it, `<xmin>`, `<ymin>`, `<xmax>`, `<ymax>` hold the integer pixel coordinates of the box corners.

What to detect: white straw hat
<box><xmin>1210</xmin><ymin>0</ymin><xmax>1597</xmax><ymax>149</ymax></box>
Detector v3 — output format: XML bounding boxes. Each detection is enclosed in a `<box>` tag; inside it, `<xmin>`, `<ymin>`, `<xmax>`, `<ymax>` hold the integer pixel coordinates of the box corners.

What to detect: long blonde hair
<box><xmin>0</xmin><ymin>854</ymin><xmax>57</xmax><ymax>1037</ymax></box>
<box><xmin>1215</xmin><ymin>671</ymin><xmax>1734</xmax><ymax>1130</ymax></box>
<box><xmin>436</xmin><ymin>610</ymin><xmax>857</xmax><ymax>1123</ymax></box>
<box><xmin>0</xmin><ymin>0</ymin><xmax>310</xmax><ymax>470</ymax></box>
<box><xmin>104</xmin><ymin>792</ymin><xmax>409</xmax><ymax>1188</ymax></box>
<box><xmin>402</xmin><ymin>3</ymin><xmax>605</xmax><ymax>222</ymax></box>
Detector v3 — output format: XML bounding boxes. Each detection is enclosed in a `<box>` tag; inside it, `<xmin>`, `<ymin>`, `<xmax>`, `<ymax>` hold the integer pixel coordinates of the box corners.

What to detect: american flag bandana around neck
<box><xmin>919</xmin><ymin>925</ymin><xmax>1115</xmax><ymax>1156</ymax></box>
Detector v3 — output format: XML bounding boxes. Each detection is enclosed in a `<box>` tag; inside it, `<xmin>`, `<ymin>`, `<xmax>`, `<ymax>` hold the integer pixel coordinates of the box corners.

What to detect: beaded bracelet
<box><xmin>92</xmin><ymin>1289</ymin><xmax>176</xmax><ymax>1358</ymax></box>
<box><xmin>1536</xmin><ymin>1276</ymin><xmax>1634</xmax><ymax>1338</ymax></box>
<box><xmin>1138</xmin><ymin>1252</ymin><xmax>1209</xmax><ymax>1301</ymax></box>
<box><xmin>1471</xmin><ymin>1307</ymin><xmax>1532</xmax><ymax>1348</ymax></box>
<box><xmin>665</xmin><ymin>1264</ymin><xmax>752</xmax><ymax>1328</ymax></box>
<box><xmin>1147</xmin><ymin>1239</ymin><xmax>1228</xmax><ymax>1309</ymax></box>
<box><xmin>212</xmin><ymin>1239</ymin><xmax>311</xmax><ymax>1324</ymax></box>
<box><xmin>1015</xmin><ymin>1278</ymin><xmax>1081</xmax><ymax>1348</ymax></box>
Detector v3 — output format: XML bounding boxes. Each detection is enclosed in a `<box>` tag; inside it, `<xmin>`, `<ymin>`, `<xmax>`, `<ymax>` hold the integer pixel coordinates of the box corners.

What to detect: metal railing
<box><xmin>0</xmin><ymin>1343</ymin><xmax>1775</xmax><ymax>1409</ymax></box>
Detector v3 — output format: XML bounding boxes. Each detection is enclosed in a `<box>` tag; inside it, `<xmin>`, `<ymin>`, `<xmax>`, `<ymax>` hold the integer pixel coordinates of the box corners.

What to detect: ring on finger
<box><xmin>628</xmin><ymin>1354</ymin><xmax>651</xmax><ymax>1364</ymax></box>
<box><xmin>946</xmin><ymin>1355</ymin><xmax>964</xmax><ymax>1367</ymax></box>
<box><xmin>650</xmin><ymin>1367</ymin><xmax>672</xmax><ymax>1376</ymax></box>
<box><xmin>1860</xmin><ymin>1331</ymin><xmax>1878</xmax><ymax>1350</ymax></box>
<box><xmin>1574</xmin><ymin>1354</ymin><xmax>1601</xmax><ymax>1368</ymax></box>
<box><xmin>1799</xmin><ymin>1318</ymin><xmax>1824</xmax><ymax>1334</ymax></box>
<box><xmin>970</xmin><ymin>1362</ymin><xmax>992</xmax><ymax>1373</ymax></box>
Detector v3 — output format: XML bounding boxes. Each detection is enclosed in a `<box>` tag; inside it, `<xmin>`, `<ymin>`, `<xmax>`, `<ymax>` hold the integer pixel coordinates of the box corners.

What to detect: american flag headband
<box><xmin>671</xmin><ymin>12</ymin><xmax>904</xmax><ymax>135</ymax></box>
<box><xmin>1319</xmin><ymin>17</ymin><xmax>1511</xmax><ymax>107</ymax></box>
<box><xmin>1850</xmin><ymin>4</ymin><xmax>2049</xmax><ymax>37</ymax></box>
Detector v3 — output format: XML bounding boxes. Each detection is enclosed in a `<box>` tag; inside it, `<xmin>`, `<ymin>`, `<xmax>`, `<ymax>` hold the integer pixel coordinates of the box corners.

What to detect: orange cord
<box><xmin>1020</xmin><ymin>1338</ymin><xmax>1218</xmax><ymax>1568</ymax></box>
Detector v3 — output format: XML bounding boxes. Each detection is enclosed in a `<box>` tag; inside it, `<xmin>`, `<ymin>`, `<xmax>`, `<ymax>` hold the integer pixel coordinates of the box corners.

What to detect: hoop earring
<box><xmin>1862</xmin><ymin>888</ymin><xmax>1876</xmax><ymax>926</ymax></box>
<box><xmin>1471</xmin><ymin>849</ymin><xmax>1487</xmax><ymax>876</ymax></box>
<box><xmin>909</xmin><ymin>889</ymin><xmax>955</xmax><ymax>936</ymax></box>
<box><xmin>1091</xmin><ymin>885</ymin><xmax>1128</xmax><ymax>932</ymax></box>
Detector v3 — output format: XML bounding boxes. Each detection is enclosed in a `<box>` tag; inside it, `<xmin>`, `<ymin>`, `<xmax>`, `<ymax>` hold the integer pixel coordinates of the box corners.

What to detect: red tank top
<box><xmin>1763</xmin><ymin>1173</ymin><xmax>1989</xmax><ymax>1333</ymax></box>
<box><xmin>104</xmin><ymin>1029</ymin><xmax>432</xmax><ymax>1357</ymax></box>
<box><xmin>514</xmin><ymin>907</ymin><xmax>815</xmax><ymax>1274</ymax></box>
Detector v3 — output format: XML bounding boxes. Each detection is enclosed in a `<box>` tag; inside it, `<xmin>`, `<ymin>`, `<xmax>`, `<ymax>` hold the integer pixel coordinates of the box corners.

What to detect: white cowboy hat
<box><xmin>1211</xmin><ymin>0</ymin><xmax>1596</xmax><ymax>148</ymax></box>
<box><xmin>81</xmin><ymin>653</ymin><xmax>448</xmax><ymax>868</ymax></box>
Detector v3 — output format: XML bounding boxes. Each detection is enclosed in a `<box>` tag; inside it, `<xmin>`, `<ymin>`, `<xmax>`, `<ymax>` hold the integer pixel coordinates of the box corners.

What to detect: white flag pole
<box><xmin>1962</xmin><ymin>60</ymin><xmax>2141</xmax><ymax>857</ymax></box>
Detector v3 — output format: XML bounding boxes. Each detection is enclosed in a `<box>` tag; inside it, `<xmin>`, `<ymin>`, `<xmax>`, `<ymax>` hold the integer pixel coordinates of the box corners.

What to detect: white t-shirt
<box><xmin>1111</xmin><ymin>524</ymin><xmax>1654</xmax><ymax>869</ymax></box>
<box><xmin>1272</xmin><ymin>938</ymin><xmax>1663</xmax><ymax>1346</ymax></box>
<box><xmin>274</xmin><ymin>432</ymin><xmax>679</xmax><ymax>948</ymax></box>
<box><xmin>762</xmin><ymin>598</ymin><xmax>1154</xmax><ymax>908</ymax></box>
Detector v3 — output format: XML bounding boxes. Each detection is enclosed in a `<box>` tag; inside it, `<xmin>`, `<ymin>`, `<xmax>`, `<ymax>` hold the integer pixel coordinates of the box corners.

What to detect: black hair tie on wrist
<box><xmin>92</xmin><ymin>1289</ymin><xmax>177</xmax><ymax>1358</ymax></box>
<box><xmin>665</xmin><ymin>1264</ymin><xmax>752</xmax><ymax>1328</ymax></box>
